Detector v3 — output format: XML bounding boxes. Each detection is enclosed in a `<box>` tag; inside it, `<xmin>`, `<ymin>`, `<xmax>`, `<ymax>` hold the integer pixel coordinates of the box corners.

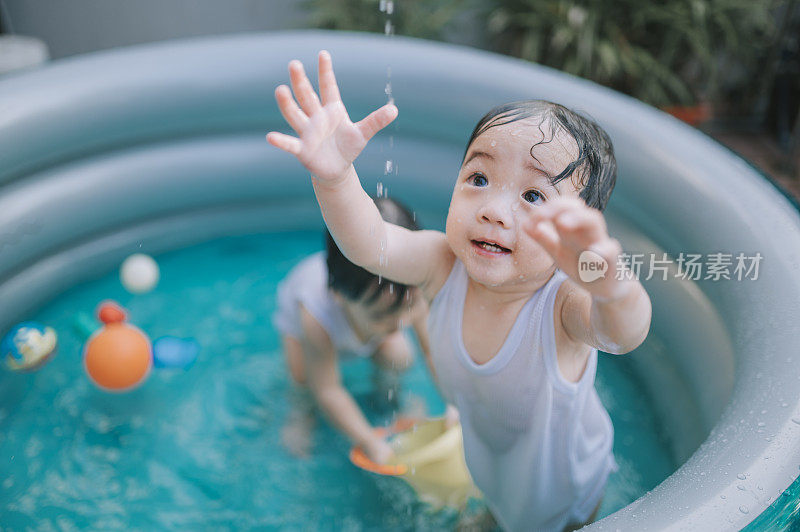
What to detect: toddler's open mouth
<box><xmin>471</xmin><ymin>239</ymin><xmax>511</xmax><ymax>255</ymax></box>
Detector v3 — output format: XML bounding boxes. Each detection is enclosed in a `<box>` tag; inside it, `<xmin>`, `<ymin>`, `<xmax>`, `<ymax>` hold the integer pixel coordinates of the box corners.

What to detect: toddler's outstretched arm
<box><xmin>525</xmin><ymin>197</ymin><xmax>651</xmax><ymax>354</ymax></box>
<box><xmin>267</xmin><ymin>51</ymin><xmax>451</xmax><ymax>296</ymax></box>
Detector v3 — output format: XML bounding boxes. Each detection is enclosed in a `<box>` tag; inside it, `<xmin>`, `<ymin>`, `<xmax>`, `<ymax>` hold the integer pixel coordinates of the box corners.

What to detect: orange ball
<box><xmin>83</xmin><ymin>302</ymin><xmax>152</xmax><ymax>392</ymax></box>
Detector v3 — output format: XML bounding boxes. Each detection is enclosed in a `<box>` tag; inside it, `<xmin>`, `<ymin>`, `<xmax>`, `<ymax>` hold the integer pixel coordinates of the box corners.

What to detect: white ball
<box><xmin>120</xmin><ymin>253</ymin><xmax>160</xmax><ymax>294</ymax></box>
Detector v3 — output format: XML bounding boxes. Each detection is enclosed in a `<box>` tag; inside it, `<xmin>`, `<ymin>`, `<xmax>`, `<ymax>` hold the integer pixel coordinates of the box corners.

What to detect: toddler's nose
<box><xmin>477</xmin><ymin>198</ymin><xmax>512</xmax><ymax>228</ymax></box>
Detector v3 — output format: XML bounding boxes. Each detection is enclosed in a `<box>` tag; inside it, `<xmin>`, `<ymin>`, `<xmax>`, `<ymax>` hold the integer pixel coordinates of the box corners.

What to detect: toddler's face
<box><xmin>337</xmin><ymin>286</ymin><xmax>425</xmax><ymax>341</ymax></box>
<box><xmin>445</xmin><ymin>117</ymin><xmax>583</xmax><ymax>289</ymax></box>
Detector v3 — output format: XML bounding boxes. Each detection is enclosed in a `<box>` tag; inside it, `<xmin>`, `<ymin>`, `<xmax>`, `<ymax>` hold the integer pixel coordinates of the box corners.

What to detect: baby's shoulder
<box><xmin>297</xmin><ymin>302</ymin><xmax>335</xmax><ymax>355</ymax></box>
<box><xmin>281</xmin><ymin>252</ymin><xmax>329</xmax><ymax>296</ymax></box>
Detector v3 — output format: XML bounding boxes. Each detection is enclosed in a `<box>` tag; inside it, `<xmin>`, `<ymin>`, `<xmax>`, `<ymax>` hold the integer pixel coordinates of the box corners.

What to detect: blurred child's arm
<box><xmin>410</xmin><ymin>310</ymin><xmax>459</xmax><ymax>428</ymax></box>
<box><xmin>525</xmin><ymin>197</ymin><xmax>651</xmax><ymax>354</ymax></box>
<box><xmin>266</xmin><ymin>51</ymin><xmax>453</xmax><ymax>300</ymax></box>
<box><xmin>410</xmin><ymin>311</ymin><xmax>434</xmax><ymax>381</ymax></box>
<box><xmin>298</xmin><ymin>305</ymin><xmax>393</xmax><ymax>464</ymax></box>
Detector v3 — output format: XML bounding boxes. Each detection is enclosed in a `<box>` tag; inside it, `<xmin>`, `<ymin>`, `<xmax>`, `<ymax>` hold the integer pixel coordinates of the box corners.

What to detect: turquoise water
<box><xmin>743</xmin><ymin>474</ymin><xmax>800</xmax><ymax>531</ymax></box>
<box><xmin>0</xmin><ymin>232</ymin><xmax>676</xmax><ymax>529</ymax></box>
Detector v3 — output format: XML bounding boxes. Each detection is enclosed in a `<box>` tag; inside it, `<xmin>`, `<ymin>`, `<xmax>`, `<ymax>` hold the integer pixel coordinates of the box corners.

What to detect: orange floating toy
<box><xmin>83</xmin><ymin>301</ymin><xmax>152</xmax><ymax>392</ymax></box>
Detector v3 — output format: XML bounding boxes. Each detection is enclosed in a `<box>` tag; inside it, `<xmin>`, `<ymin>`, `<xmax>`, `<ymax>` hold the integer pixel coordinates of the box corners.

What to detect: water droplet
<box><xmin>385</xmin><ymin>160</ymin><xmax>393</xmax><ymax>174</ymax></box>
<box><xmin>737</xmin><ymin>473</ymin><xmax>746</xmax><ymax>480</ymax></box>
<box><xmin>490</xmin><ymin>140</ymin><xmax>497</xmax><ymax>147</ymax></box>
<box><xmin>739</xmin><ymin>505</ymin><xmax>749</xmax><ymax>514</ymax></box>
<box><xmin>738</xmin><ymin>485</ymin><xmax>746</xmax><ymax>491</ymax></box>
<box><xmin>377</xmin><ymin>182</ymin><xmax>384</xmax><ymax>197</ymax></box>
<box><xmin>757</xmin><ymin>422</ymin><xmax>766</xmax><ymax>427</ymax></box>
<box><xmin>720</xmin><ymin>494</ymin><xmax>726</xmax><ymax>499</ymax></box>
<box><xmin>761</xmin><ymin>410</ymin><xmax>767</xmax><ymax>415</ymax></box>
<box><xmin>791</xmin><ymin>418</ymin><xmax>800</xmax><ymax>425</ymax></box>
<box><xmin>781</xmin><ymin>402</ymin><xmax>789</xmax><ymax>408</ymax></box>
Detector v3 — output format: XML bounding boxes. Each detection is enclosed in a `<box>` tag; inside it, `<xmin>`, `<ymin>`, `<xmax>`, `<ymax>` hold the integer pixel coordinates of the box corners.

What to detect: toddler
<box><xmin>273</xmin><ymin>197</ymin><xmax>428</xmax><ymax>465</ymax></box>
<box><xmin>266</xmin><ymin>51</ymin><xmax>651</xmax><ymax>532</ymax></box>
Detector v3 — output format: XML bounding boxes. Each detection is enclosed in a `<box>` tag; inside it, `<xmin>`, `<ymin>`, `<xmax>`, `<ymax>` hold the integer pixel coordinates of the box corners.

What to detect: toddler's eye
<box><xmin>468</xmin><ymin>173</ymin><xmax>488</xmax><ymax>187</ymax></box>
<box><xmin>523</xmin><ymin>189</ymin><xmax>543</xmax><ymax>204</ymax></box>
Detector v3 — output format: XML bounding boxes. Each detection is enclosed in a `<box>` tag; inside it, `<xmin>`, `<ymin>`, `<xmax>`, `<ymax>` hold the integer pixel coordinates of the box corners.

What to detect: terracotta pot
<box><xmin>662</xmin><ymin>102</ymin><xmax>712</xmax><ymax>126</ymax></box>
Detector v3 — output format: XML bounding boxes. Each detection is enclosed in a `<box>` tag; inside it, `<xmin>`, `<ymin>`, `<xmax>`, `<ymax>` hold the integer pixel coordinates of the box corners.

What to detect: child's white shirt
<box><xmin>273</xmin><ymin>252</ymin><xmax>381</xmax><ymax>360</ymax></box>
<box><xmin>428</xmin><ymin>259</ymin><xmax>617</xmax><ymax>532</ymax></box>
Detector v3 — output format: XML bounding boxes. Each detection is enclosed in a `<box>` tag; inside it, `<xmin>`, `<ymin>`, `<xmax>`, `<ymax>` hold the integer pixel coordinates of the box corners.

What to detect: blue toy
<box><xmin>152</xmin><ymin>336</ymin><xmax>199</xmax><ymax>369</ymax></box>
<box><xmin>2</xmin><ymin>321</ymin><xmax>58</xmax><ymax>371</ymax></box>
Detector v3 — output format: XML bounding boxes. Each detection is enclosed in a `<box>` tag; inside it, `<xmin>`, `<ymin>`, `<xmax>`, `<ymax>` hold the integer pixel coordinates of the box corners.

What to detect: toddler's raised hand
<box><xmin>524</xmin><ymin>198</ymin><xmax>633</xmax><ymax>302</ymax></box>
<box><xmin>266</xmin><ymin>51</ymin><xmax>398</xmax><ymax>184</ymax></box>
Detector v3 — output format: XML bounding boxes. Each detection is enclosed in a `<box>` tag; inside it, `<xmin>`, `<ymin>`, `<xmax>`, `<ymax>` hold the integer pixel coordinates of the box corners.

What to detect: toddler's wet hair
<box><xmin>326</xmin><ymin>197</ymin><xmax>419</xmax><ymax>312</ymax></box>
<box><xmin>464</xmin><ymin>100</ymin><xmax>617</xmax><ymax>211</ymax></box>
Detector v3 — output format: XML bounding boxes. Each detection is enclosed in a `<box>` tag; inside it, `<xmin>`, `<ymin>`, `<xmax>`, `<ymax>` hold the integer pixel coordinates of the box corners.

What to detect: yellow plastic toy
<box><xmin>350</xmin><ymin>417</ymin><xmax>481</xmax><ymax>508</ymax></box>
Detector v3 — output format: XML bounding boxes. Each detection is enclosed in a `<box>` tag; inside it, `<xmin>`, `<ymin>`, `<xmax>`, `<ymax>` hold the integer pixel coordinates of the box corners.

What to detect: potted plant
<box><xmin>480</xmin><ymin>0</ymin><xmax>776</xmax><ymax>125</ymax></box>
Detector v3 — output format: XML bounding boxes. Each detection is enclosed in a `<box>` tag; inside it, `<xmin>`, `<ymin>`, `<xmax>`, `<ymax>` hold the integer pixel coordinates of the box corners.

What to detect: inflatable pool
<box><xmin>1</xmin><ymin>31</ymin><xmax>799</xmax><ymax>529</ymax></box>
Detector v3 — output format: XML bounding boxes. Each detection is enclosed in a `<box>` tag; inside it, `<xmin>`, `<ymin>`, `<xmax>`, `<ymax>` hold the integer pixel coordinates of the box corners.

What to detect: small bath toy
<box><xmin>350</xmin><ymin>417</ymin><xmax>480</xmax><ymax>508</ymax></box>
<box><xmin>83</xmin><ymin>301</ymin><xmax>152</xmax><ymax>391</ymax></box>
<box><xmin>1</xmin><ymin>321</ymin><xmax>58</xmax><ymax>371</ymax></box>
<box><xmin>152</xmin><ymin>336</ymin><xmax>199</xmax><ymax>369</ymax></box>
<box><xmin>120</xmin><ymin>253</ymin><xmax>160</xmax><ymax>294</ymax></box>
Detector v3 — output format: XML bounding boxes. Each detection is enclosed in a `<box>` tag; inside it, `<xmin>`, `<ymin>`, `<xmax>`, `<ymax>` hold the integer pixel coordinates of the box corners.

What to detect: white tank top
<box><xmin>428</xmin><ymin>260</ymin><xmax>617</xmax><ymax>532</ymax></box>
<box><xmin>272</xmin><ymin>252</ymin><xmax>381</xmax><ymax>359</ymax></box>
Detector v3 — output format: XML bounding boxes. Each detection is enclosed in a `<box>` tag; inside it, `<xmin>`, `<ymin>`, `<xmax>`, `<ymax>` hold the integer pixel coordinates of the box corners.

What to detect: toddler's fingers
<box><xmin>525</xmin><ymin>196</ymin><xmax>581</xmax><ymax>224</ymax></box>
<box><xmin>527</xmin><ymin>220</ymin><xmax>564</xmax><ymax>260</ymax></box>
<box><xmin>588</xmin><ymin>237</ymin><xmax>623</xmax><ymax>266</ymax></box>
<box><xmin>318</xmin><ymin>50</ymin><xmax>342</xmax><ymax>106</ymax></box>
<box><xmin>554</xmin><ymin>208</ymin><xmax>607</xmax><ymax>249</ymax></box>
<box><xmin>357</xmin><ymin>104</ymin><xmax>398</xmax><ymax>142</ymax></box>
<box><xmin>535</xmin><ymin>197</ymin><xmax>588</xmax><ymax>221</ymax></box>
<box><xmin>289</xmin><ymin>60</ymin><xmax>322</xmax><ymax>116</ymax></box>
<box><xmin>266</xmin><ymin>131</ymin><xmax>302</xmax><ymax>156</ymax></box>
<box><xmin>275</xmin><ymin>85</ymin><xmax>308</xmax><ymax>132</ymax></box>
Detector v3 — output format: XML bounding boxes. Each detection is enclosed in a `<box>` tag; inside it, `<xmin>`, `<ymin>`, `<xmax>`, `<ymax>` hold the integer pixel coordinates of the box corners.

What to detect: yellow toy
<box><xmin>350</xmin><ymin>417</ymin><xmax>480</xmax><ymax>509</ymax></box>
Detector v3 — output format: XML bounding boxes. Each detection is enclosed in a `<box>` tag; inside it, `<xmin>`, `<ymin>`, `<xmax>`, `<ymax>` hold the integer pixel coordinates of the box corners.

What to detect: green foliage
<box><xmin>304</xmin><ymin>0</ymin><xmax>779</xmax><ymax>108</ymax></box>
<box><xmin>304</xmin><ymin>0</ymin><xmax>465</xmax><ymax>41</ymax></box>
<box><xmin>483</xmin><ymin>0</ymin><xmax>777</xmax><ymax>107</ymax></box>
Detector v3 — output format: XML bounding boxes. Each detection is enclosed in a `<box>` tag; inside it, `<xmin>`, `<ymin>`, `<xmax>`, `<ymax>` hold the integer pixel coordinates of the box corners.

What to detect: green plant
<box><xmin>483</xmin><ymin>0</ymin><xmax>778</xmax><ymax>107</ymax></box>
<box><xmin>304</xmin><ymin>0</ymin><xmax>465</xmax><ymax>41</ymax></box>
